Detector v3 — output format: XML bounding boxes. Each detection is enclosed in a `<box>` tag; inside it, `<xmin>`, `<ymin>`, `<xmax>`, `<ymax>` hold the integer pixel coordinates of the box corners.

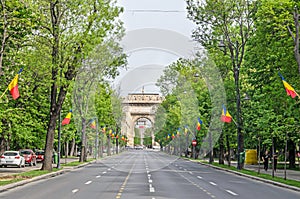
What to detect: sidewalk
<box><xmin>243</xmin><ymin>162</ymin><xmax>300</xmax><ymax>182</ymax></box>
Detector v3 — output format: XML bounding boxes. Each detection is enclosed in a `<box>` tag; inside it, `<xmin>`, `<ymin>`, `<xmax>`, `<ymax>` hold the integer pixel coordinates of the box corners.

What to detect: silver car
<box><xmin>0</xmin><ymin>151</ymin><xmax>25</xmax><ymax>168</ymax></box>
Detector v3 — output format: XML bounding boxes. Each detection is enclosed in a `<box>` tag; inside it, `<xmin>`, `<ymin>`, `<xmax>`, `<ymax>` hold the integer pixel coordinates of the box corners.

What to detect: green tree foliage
<box><xmin>244</xmin><ymin>0</ymin><xmax>300</xmax><ymax>168</ymax></box>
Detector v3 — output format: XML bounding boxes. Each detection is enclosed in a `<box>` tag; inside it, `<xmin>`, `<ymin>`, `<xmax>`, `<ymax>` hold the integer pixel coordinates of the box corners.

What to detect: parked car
<box><xmin>0</xmin><ymin>151</ymin><xmax>25</xmax><ymax>168</ymax></box>
<box><xmin>19</xmin><ymin>149</ymin><xmax>37</xmax><ymax>166</ymax></box>
<box><xmin>36</xmin><ymin>150</ymin><xmax>45</xmax><ymax>162</ymax></box>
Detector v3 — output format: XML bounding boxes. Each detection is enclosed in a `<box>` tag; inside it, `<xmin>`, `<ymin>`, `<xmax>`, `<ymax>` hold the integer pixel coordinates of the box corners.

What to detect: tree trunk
<box><xmin>219</xmin><ymin>132</ymin><xmax>224</xmax><ymax>164</ymax></box>
<box><xmin>107</xmin><ymin>136</ymin><xmax>111</xmax><ymax>156</ymax></box>
<box><xmin>79</xmin><ymin>118</ymin><xmax>87</xmax><ymax>162</ymax></box>
<box><xmin>288</xmin><ymin>139</ymin><xmax>296</xmax><ymax>169</ymax></box>
<box><xmin>226</xmin><ymin>134</ymin><xmax>231</xmax><ymax>166</ymax></box>
<box><xmin>42</xmin><ymin>113</ymin><xmax>58</xmax><ymax>171</ymax></box>
<box><xmin>65</xmin><ymin>141</ymin><xmax>69</xmax><ymax>158</ymax></box>
<box><xmin>70</xmin><ymin>138</ymin><xmax>75</xmax><ymax>156</ymax></box>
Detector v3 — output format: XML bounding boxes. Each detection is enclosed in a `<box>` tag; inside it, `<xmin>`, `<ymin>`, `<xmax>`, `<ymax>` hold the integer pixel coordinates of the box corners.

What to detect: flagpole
<box><xmin>231</xmin><ymin>117</ymin><xmax>238</xmax><ymax>127</ymax></box>
<box><xmin>0</xmin><ymin>87</ymin><xmax>8</xmax><ymax>99</ymax></box>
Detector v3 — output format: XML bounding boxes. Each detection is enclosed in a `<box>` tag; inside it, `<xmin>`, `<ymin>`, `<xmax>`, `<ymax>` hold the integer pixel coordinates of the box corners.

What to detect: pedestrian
<box><xmin>262</xmin><ymin>150</ymin><xmax>270</xmax><ymax>171</ymax></box>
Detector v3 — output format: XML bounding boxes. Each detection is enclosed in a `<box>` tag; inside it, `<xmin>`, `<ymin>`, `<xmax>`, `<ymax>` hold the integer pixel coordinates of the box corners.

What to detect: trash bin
<box><xmin>239</xmin><ymin>151</ymin><xmax>245</xmax><ymax>164</ymax></box>
<box><xmin>53</xmin><ymin>152</ymin><xmax>58</xmax><ymax>164</ymax></box>
<box><xmin>245</xmin><ymin>149</ymin><xmax>257</xmax><ymax>165</ymax></box>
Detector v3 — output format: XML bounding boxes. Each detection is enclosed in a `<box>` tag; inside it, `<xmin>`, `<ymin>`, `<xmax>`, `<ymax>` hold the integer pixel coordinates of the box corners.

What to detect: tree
<box><xmin>244</xmin><ymin>0</ymin><xmax>300</xmax><ymax>169</ymax></box>
<box><xmin>186</xmin><ymin>0</ymin><xmax>257</xmax><ymax>169</ymax></box>
<box><xmin>22</xmin><ymin>0</ymin><xmax>125</xmax><ymax>171</ymax></box>
<box><xmin>0</xmin><ymin>0</ymin><xmax>37</xmax><ymax>75</ymax></box>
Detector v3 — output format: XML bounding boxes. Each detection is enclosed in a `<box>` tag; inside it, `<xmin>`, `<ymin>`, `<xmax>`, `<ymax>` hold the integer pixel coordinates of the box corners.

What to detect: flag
<box><xmin>102</xmin><ymin>127</ymin><xmax>106</xmax><ymax>133</ymax></box>
<box><xmin>62</xmin><ymin>110</ymin><xmax>72</xmax><ymax>125</ymax></box>
<box><xmin>176</xmin><ymin>128</ymin><xmax>180</xmax><ymax>137</ymax></box>
<box><xmin>278</xmin><ymin>72</ymin><xmax>298</xmax><ymax>98</ymax></box>
<box><xmin>221</xmin><ymin>105</ymin><xmax>232</xmax><ymax>123</ymax></box>
<box><xmin>8</xmin><ymin>74</ymin><xmax>20</xmax><ymax>100</ymax></box>
<box><xmin>89</xmin><ymin>119</ymin><xmax>96</xmax><ymax>129</ymax></box>
<box><xmin>184</xmin><ymin>126</ymin><xmax>188</xmax><ymax>135</ymax></box>
<box><xmin>197</xmin><ymin>118</ymin><xmax>203</xmax><ymax>131</ymax></box>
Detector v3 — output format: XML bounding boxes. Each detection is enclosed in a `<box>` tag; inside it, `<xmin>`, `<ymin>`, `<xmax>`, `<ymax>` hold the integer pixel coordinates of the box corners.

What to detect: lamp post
<box><xmin>219</xmin><ymin>39</ymin><xmax>244</xmax><ymax>169</ymax></box>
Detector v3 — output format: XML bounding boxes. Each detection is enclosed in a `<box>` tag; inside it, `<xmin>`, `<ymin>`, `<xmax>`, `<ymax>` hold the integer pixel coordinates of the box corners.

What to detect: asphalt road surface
<box><xmin>0</xmin><ymin>150</ymin><xmax>299</xmax><ymax>199</ymax></box>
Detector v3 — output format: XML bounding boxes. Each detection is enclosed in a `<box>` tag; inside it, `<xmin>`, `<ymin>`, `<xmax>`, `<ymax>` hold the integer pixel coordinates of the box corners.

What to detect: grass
<box><xmin>199</xmin><ymin>160</ymin><xmax>300</xmax><ymax>188</ymax></box>
<box><xmin>60</xmin><ymin>158</ymin><xmax>95</xmax><ymax>167</ymax></box>
<box><xmin>0</xmin><ymin>169</ymin><xmax>53</xmax><ymax>186</ymax></box>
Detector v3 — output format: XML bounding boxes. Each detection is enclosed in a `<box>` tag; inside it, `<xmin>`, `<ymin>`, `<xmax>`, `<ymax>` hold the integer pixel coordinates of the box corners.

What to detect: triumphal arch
<box><xmin>121</xmin><ymin>93</ymin><xmax>163</xmax><ymax>147</ymax></box>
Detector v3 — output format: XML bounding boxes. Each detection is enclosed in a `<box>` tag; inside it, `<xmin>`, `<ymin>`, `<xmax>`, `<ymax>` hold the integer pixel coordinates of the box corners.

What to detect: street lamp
<box><xmin>218</xmin><ymin>39</ymin><xmax>245</xmax><ymax>170</ymax></box>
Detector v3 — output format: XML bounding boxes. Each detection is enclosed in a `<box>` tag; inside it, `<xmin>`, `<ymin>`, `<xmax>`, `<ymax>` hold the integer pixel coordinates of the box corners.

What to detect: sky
<box><xmin>114</xmin><ymin>0</ymin><xmax>197</xmax><ymax>96</ymax></box>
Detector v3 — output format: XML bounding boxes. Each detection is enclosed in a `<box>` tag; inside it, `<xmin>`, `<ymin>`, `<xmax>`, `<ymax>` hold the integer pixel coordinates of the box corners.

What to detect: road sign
<box><xmin>192</xmin><ymin>140</ymin><xmax>197</xmax><ymax>146</ymax></box>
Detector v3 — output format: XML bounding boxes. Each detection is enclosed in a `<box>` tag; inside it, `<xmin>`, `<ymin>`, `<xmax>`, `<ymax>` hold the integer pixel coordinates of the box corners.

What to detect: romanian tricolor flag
<box><xmin>196</xmin><ymin>118</ymin><xmax>203</xmax><ymax>131</ymax></box>
<box><xmin>279</xmin><ymin>72</ymin><xmax>298</xmax><ymax>99</ymax></box>
<box><xmin>171</xmin><ymin>133</ymin><xmax>175</xmax><ymax>139</ymax></box>
<box><xmin>89</xmin><ymin>119</ymin><xmax>96</xmax><ymax>129</ymax></box>
<box><xmin>62</xmin><ymin>110</ymin><xmax>72</xmax><ymax>125</ymax></box>
<box><xmin>184</xmin><ymin>126</ymin><xmax>188</xmax><ymax>135</ymax></box>
<box><xmin>8</xmin><ymin>74</ymin><xmax>20</xmax><ymax>100</ymax></box>
<box><xmin>176</xmin><ymin>128</ymin><xmax>180</xmax><ymax>137</ymax></box>
<box><xmin>221</xmin><ymin>105</ymin><xmax>232</xmax><ymax>123</ymax></box>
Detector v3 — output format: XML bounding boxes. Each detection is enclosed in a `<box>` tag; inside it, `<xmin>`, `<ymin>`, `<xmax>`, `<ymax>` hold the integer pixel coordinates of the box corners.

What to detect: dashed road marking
<box><xmin>197</xmin><ymin>176</ymin><xmax>202</xmax><ymax>179</ymax></box>
<box><xmin>85</xmin><ymin>180</ymin><xmax>92</xmax><ymax>185</ymax></box>
<box><xmin>209</xmin><ymin>182</ymin><xmax>217</xmax><ymax>186</ymax></box>
<box><xmin>226</xmin><ymin>190</ymin><xmax>238</xmax><ymax>196</ymax></box>
<box><xmin>72</xmin><ymin>189</ymin><xmax>79</xmax><ymax>193</ymax></box>
<box><xmin>96</xmin><ymin>175</ymin><xmax>101</xmax><ymax>178</ymax></box>
<box><xmin>102</xmin><ymin>171</ymin><xmax>107</xmax><ymax>174</ymax></box>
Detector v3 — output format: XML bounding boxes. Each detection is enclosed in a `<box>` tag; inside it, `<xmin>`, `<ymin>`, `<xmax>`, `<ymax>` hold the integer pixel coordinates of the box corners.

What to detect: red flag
<box><xmin>221</xmin><ymin>105</ymin><xmax>232</xmax><ymax>123</ymax></box>
<box><xmin>62</xmin><ymin>110</ymin><xmax>72</xmax><ymax>125</ymax></box>
<box><xmin>8</xmin><ymin>74</ymin><xmax>20</xmax><ymax>100</ymax></box>
<box><xmin>197</xmin><ymin>118</ymin><xmax>202</xmax><ymax>131</ymax></box>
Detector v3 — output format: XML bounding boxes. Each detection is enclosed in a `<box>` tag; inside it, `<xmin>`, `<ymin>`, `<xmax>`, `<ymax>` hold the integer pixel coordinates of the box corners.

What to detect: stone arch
<box><xmin>122</xmin><ymin>93</ymin><xmax>163</xmax><ymax>147</ymax></box>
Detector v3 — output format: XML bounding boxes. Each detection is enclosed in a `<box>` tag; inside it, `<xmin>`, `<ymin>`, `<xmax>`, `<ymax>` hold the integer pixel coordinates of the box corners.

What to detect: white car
<box><xmin>0</xmin><ymin>151</ymin><xmax>25</xmax><ymax>168</ymax></box>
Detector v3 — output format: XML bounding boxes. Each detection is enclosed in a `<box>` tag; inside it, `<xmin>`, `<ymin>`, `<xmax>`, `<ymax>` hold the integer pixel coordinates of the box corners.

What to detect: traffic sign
<box><xmin>192</xmin><ymin>140</ymin><xmax>197</xmax><ymax>146</ymax></box>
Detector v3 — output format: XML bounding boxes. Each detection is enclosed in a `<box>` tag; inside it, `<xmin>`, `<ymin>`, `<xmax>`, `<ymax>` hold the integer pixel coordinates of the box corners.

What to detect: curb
<box><xmin>0</xmin><ymin>161</ymin><xmax>95</xmax><ymax>193</ymax></box>
<box><xmin>193</xmin><ymin>160</ymin><xmax>300</xmax><ymax>192</ymax></box>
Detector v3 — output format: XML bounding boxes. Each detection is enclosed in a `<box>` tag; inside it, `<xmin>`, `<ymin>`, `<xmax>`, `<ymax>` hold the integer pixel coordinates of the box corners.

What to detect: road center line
<box><xmin>115</xmin><ymin>161</ymin><xmax>135</xmax><ymax>199</ymax></box>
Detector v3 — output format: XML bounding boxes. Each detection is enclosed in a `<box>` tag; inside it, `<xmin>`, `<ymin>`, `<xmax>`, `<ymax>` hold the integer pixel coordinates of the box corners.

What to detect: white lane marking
<box><xmin>209</xmin><ymin>182</ymin><xmax>217</xmax><ymax>186</ymax></box>
<box><xmin>72</xmin><ymin>189</ymin><xmax>79</xmax><ymax>193</ymax></box>
<box><xmin>108</xmin><ymin>168</ymin><xmax>111</xmax><ymax>171</ymax></box>
<box><xmin>150</xmin><ymin>187</ymin><xmax>155</xmax><ymax>192</ymax></box>
<box><xmin>197</xmin><ymin>176</ymin><xmax>202</xmax><ymax>179</ymax></box>
<box><xmin>85</xmin><ymin>181</ymin><xmax>92</xmax><ymax>185</ymax></box>
<box><xmin>226</xmin><ymin>190</ymin><xmax>238</xmax><ymax>196</ymax></box>
<box><xmin>96</xmin><ymin>175</ymin><xmax>101</xmax><ymax>178</ymax></box>
<box><xmin>149</xmin><ymin>179</ymin><xmax>153</xmax><ymax>183</ymax></box>
<box><xmin>189</xmin><ymin>171</ymin><xmax>193</xmax><ymax>175</ymax></box>
<box><xmin>102</xmin><ymin>171</ymin><xmax>107</xmax><ymax>174</ymax></box>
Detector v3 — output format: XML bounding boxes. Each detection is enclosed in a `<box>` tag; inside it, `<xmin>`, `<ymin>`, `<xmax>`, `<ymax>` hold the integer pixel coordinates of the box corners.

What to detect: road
<box><xmin>0</xmin><ymin>150</ymin><xmax>299</xmax><ymax>199</ymax></box>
